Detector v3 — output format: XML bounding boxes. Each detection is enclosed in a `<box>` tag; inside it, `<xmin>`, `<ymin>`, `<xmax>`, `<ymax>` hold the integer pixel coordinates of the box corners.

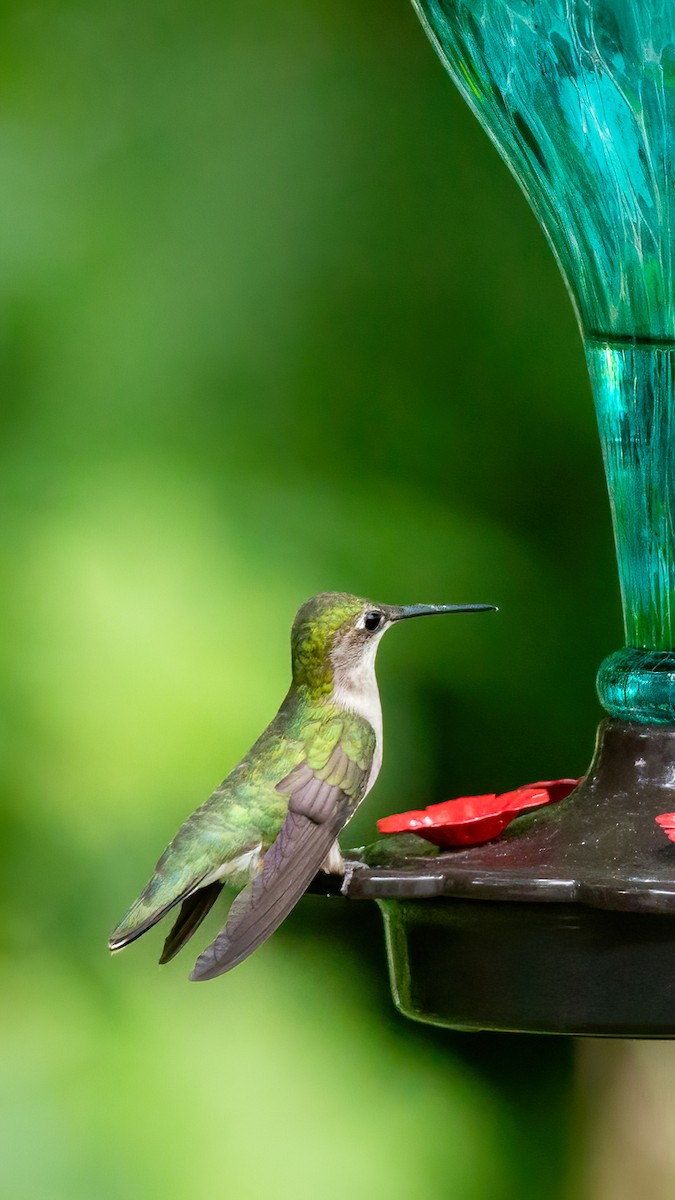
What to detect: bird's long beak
<box><xmin>390</xmin><ymin>603</ymin><xmax>498</xmax><ymax>620</ymax></box>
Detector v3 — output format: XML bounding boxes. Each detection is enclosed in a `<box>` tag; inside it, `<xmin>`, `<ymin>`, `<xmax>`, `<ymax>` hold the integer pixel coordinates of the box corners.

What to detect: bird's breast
<box><xmin>331</xmin><ymin>670</ymin><xmax>382</xmax><ymax>798</ymax></box>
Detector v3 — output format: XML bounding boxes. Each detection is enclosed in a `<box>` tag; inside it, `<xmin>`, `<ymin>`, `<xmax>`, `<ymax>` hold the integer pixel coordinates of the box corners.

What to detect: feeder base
<box><xmin>327</xmin><ymin>719</ymin><xmax>675</xmax><ymax>1036</ymax></box>
<box><xmin>380</xmin><ymin>897</ymin><xmax>675</xmax><ymax>1036</ymax></box>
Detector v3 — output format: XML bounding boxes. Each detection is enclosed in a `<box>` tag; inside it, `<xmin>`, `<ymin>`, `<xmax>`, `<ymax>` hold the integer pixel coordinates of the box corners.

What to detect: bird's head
<box><xmin>290</xmin><ymin>592</ymin><xmax>496</xmax><ymax>698</ymax></box>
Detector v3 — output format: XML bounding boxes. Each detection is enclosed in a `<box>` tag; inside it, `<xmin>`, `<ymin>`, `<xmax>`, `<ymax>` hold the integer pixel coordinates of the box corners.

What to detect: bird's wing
<box><xmin>190</xmin><ymin>722</ymin><xmax>375</xmax><ymax>981</ymax></box>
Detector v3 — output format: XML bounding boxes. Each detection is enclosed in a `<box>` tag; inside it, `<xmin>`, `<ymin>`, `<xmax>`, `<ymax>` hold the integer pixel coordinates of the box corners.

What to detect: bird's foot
<box><xmin>338</xmin><ymin>861</ymin><xmax>355</xmax><ymax>895</ymax></box>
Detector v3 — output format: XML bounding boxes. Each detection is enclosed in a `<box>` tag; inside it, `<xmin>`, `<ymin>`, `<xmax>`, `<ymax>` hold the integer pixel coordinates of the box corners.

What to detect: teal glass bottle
<box><xmin>413</xmin><ymin>0</ymin><xmax>675</xmax><ymax>723</ymax></box>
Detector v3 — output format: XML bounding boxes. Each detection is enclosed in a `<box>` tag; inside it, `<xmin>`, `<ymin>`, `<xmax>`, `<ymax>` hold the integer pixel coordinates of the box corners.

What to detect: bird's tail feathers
<box><xmin>108</xmin><ymin>807</ymin><xmax>241</xmax><ymax>954</ymax></box>
<box><xmin>109</xmin><ymin>877</ymin><xmax>205</xmax><ymax>953</ymax></box>
<box><xmin>159</xmin><ymin>881</ymin><xmax>224</xmax><ymax>964</ymax></box>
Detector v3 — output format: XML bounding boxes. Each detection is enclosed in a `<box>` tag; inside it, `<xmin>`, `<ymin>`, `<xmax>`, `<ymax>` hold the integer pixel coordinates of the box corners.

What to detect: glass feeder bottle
<box><xmin>414</xmin><ymin>0</ymin><xmax>675</xmax><ymax>724</ymax></box>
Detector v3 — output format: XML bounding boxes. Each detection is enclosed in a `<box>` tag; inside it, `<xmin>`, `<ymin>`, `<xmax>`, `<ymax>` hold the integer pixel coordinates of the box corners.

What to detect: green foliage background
<box><xmin>2</xmin><ymin>1</ymin><xmax>619</xmax><ymax>1197</ymax></box>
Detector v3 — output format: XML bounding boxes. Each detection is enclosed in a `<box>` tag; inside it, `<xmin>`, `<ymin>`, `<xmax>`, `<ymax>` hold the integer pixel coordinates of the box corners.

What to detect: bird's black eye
<box><xmin>364</xmin><ymin>611</ymin><xmax>382</xmax><ymax>632</ymax></box>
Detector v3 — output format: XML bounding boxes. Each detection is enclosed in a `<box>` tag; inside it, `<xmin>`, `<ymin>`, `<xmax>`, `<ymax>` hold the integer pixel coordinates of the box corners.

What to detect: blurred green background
<box><xmin>0</xmin><ymin>0</ymin><xmax>645</xmax><ymax>1197</ymax></box>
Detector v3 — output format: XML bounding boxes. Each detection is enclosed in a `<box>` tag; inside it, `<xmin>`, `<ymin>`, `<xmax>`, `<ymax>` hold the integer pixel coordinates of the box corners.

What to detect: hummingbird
<box><xmin>109</xmin><ymin>592</ymin><xmax>496</xmax><ymax>981</ymax></box>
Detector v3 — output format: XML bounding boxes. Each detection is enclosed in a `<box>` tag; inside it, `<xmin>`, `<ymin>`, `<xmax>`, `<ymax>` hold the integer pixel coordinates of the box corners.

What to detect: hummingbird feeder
<box><xmin>331</xmin><ymin>0</ymin><xmax>675</xmax><ymax>1038</ymax></box>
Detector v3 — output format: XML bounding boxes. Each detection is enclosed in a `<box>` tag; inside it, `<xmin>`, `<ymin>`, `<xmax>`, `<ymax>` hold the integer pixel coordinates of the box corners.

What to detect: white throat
<box><xmin>331</xmin><ymin>634</ymin><xmax>384</xmax><ymax>795</ymax></box>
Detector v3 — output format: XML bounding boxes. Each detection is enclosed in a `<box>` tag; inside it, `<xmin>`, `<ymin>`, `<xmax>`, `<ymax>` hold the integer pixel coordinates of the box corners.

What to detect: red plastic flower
<box><xmin>656</xmin><ymin>813</ymin><xmax>675</xmax><ymax>842</ymax></box>
<box><xmin>377</xmin><ymin>779</ymin><xmax>580</xmax><ymax>848</ymax></box>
